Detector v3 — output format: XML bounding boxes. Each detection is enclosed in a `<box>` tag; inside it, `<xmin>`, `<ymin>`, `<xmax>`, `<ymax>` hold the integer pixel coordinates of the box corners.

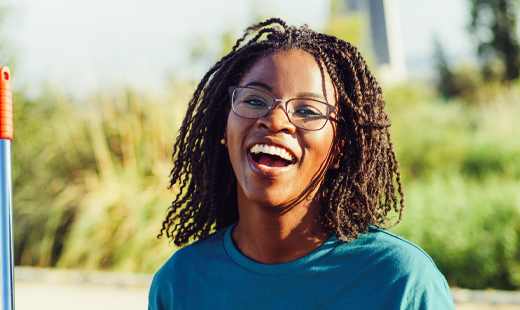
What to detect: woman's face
<box><xmin>226</xmin><ymin>49</ymin><xmax>337</xmax><ymax>209</ymax></box>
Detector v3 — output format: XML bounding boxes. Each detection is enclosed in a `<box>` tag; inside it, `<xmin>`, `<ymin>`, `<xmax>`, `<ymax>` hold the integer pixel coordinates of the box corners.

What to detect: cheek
<box><xmin>225</xmin><ymin>115</ymin><xmax>240</xmax><ymax>179</ymax></box>
<box><xmin>226</xmin><ymin>111</ymin><xmax>258</xmax><ymax>138</ymax></box>
<box><xmin>225</xmin><ymin>113</ymin><xmax>253</xmax><ymax>159</ymax></box>
<box><xmin>310</xmin><ymin>125</ymin><xmax>335</xmax><ymax>152</ymax></box>
<box><xmin>302</xmin><ymin>126</ymin><xmax>335</xmax><ymax>168</ymax></box>
<box><xmin>225</xmin><ymin>113</ymin><xmax>241</xmax><ymax>147</ymax></box>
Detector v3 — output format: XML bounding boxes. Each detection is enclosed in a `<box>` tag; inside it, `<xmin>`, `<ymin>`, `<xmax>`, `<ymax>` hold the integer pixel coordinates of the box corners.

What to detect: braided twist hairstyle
<box><xmin>159</xmin><ymin>18</ymin><xmax>404</xmax><ymax>246</ymax></box>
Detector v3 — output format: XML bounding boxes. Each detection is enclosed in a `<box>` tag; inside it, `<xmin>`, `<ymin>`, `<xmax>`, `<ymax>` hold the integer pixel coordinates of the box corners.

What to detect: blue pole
<box><xmin>0</xmin><ymin>66</ymin><xmax>14</xmax><ymax>310</ymax></box>
<box><xmin>0</xmin><ymin>140</ymin><xmax>13</xmax><ymax>310</ymax></box>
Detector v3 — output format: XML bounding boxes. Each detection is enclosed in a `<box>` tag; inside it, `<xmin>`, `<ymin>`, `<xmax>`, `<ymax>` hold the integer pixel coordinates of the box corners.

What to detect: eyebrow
<box><xmin>244</xmin><ymin>81</ymin><xmax>327</xmax><ymax>102</ymax></box>
<box><xmin>298</xmin><ymin>92</ymin><xmax>327</xmax><ymax>102</ymax></box>
<box><xmin>244</xmin><ymin>81</ymin><xmax>273</xmax><ymax>91</ymax></box>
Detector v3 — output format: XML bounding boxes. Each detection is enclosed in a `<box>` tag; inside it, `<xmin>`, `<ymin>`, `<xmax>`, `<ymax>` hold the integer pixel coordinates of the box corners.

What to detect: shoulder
<box><xmin>148</xmin><ymin>228</ymin><xmax>229</xmax><ymax>310</ymax></box>
<box><xmin>332</xmin><ymin>227</ymin><xmax>455</xmax><ymax>309</ymax></box>
<box><xmin>331</xmin><ymin>227</ymin><xmax>446</xmax><ymax>290</ymax></box>
<box><xmin>348</xmin><ymin>226</ymin><xmax>440</xmax><ymax>273</ymax></box>
<box><xmin>154</xmin><ymin>227</ymin><xmax>227</xmax><ymax>279</ymax></box>
<box><xmin>335</xmin><ymin>226</ymin><xmax>454</xmax><ymax>309</ymax></box>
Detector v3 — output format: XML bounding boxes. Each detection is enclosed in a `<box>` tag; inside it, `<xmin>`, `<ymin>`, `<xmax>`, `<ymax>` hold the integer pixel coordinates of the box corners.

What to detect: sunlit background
<box><xmin>8</xmin><ymin>0</ymin><xmax>474</xmax><ymax>96</ymax></box>
<box><xmin>1</xmin><ymin>0</ymin><xmax>520</xmax><ymax>308</ymax></box>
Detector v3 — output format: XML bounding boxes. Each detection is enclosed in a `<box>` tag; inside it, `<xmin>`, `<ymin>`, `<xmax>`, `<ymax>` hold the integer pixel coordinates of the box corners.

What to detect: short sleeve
<box><xmin>408</xmin><ymin>275</ymin><xmax>456</xmax><ymax>310</ymax></box>
<box><xmin>148</xmin><ymin>269</ymin><xmax>174</xmax><ymax>310</ymax></box>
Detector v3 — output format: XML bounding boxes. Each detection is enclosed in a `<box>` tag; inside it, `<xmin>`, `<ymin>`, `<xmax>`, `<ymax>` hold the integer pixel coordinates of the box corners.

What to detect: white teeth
<box><xmin>249</xmin><ymin>144</ymin><xmax>295</xmax><ymax>162</ymax></box>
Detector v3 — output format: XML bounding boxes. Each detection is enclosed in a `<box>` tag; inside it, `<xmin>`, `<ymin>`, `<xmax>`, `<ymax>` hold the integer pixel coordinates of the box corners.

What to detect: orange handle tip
<box><xmin>0</xmin><ymin>66</ymin><xmax>13</xmax><ymax>141</ymax></box>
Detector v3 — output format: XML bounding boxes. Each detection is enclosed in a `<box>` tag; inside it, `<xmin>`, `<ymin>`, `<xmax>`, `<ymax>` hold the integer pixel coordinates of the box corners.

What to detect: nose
<box><xmin>257</xmin><ymin>101</ymin><xmax>296</xmax><ymax>133</ymax></box>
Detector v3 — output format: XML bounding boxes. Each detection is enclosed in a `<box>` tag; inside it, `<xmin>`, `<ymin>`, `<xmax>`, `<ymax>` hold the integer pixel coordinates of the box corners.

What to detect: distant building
<box><xmin>344</xmin><ymin>0</ymin><xmax>407</xmax><ymax>84</ymax></box>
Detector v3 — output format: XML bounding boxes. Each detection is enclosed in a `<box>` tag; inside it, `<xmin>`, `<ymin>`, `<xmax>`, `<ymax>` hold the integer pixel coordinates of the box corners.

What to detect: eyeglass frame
<box><xmin>228</xmin><ymin>86</ymin><xmax>337</xmax><ymax>131</ymax></box>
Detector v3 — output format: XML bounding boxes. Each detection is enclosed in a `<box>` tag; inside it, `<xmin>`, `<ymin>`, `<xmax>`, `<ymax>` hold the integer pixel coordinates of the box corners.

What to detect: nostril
<box><xmin>257</xmin><ymin>108</ymin><xmax>296</xmax><ymax>133</ymax></box>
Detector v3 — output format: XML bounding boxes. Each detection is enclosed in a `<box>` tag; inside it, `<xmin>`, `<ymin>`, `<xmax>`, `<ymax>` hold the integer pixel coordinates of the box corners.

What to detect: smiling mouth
<box><xmin>250</xmin><ymin>144</ymin><xmax>296</xmax><ymax>168</ymax></box>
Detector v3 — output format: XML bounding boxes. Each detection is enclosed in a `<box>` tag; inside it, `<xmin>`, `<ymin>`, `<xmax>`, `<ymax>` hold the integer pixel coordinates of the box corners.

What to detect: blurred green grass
<box><xmin>10</xmin><ymin>78</ymin><xmax>520</xmax><ymax>289</ymax></box>
<box><xmin>385</xmin><ymin>82</ymin><xmax>520</xmax><ymax>290</ymax></box>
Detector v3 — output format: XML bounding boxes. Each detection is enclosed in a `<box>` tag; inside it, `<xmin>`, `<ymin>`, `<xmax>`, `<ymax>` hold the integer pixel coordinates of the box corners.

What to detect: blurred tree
<box><xmin>434</xmin><ymin>37</ymin><xmax>460</xmax><ymax>99</ymax></box>
<box><xmin>434</xmin><ymin>36</ymin><xmax>485</xmax><ymax>103</ymax></box>
<box><xmin>468</xmin><ymin>0</ymin><xmax>520</xmax><ymax>81</ymax></box>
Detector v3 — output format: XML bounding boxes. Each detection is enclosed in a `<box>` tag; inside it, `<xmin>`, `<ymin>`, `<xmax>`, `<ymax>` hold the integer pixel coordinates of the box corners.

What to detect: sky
<box><xmin>3</xmin><ymin>0</ymin><xmax>475</xmax><ymax>96</ymax></box>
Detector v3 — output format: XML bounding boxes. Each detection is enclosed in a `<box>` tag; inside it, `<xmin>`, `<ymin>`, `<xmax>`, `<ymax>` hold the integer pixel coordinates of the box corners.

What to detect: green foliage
<box><xmin>12</xmin><ymin>74</ymin><xmax>520</xmax><ymax>290</ymax></box>
<box><xmin>391</xmin><ymin>175</ymin><xmax>520</xmax><ymax>290</ymax></box>
<box><xmin>12</xmin><ymin>88</ymin><xmax>93</xmax><ymax>266</ymax></box>
<box><xmin>386</xmin><ymin>81</ymin><xmax>520</xmax><ymax>289</ymax></box>
<box><xmin>433</xmin><ymin>38</ymin><xmax>520</xmax><ymax>104</ymax></box>
<box><xmin>7</xmin><ymin>7</ymin><xmax>520</xmax><ymax>287</ymax></box>
<box><xmin>468</xmin><ymin>0</ymin><xmax>520</xmax><ymax>81</ymax></box>
<box><xmin>434</xmin><ymin>38</ymin><xmax>459</xmax><ymax>99</ymax></box>
<box><xmin>433</xmin><ymin>38</ymin><xmax>484</xmax><ymax>100</ymax></box>
<box><xmin>437</xmin><ymin>0</ymin><xmax>520</xmax><ymax>102</ymax></box>
<box><xmin>10</xmin><ymin>70</ymin><xmax>520</xmax><ymax>289</ymax></box>
<box><xmin>12</xmin><ymin>82</ymin><xmax>194</xmax><ymax>272</ymax></box>
<box><xmin>388</xmin><ymin>85</ymin><xmax>520</xmax><ymax>179</ymax></box>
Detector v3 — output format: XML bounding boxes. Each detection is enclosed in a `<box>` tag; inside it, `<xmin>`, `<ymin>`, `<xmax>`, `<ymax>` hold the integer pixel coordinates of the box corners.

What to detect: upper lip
<box><xmin>246</xmin><ymin>138</ymin><xmax>299</xmax><ymax>162</ymax></box>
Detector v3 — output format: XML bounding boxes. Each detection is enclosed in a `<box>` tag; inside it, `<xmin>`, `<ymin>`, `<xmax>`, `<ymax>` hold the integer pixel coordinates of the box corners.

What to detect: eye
<box><xmin>291</xmin><ymin>101</ymin><xmax>327</xmax><ymax>118</ymax></box>
<box><xmin>294</xmin><ymin>107</ymin><xmax>321</xmax><ymax>116</ymax></box>
<box><xmin>243</xmin><ymin>96</ymin><xmax>268</xmax><ymax>108</ymax></box>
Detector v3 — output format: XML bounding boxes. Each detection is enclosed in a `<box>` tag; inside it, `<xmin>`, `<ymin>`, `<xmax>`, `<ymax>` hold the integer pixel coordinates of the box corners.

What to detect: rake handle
<box><xmin>0</xmin><ymin>66</ymin><xmax>14</xmax><ymax>310</ymax></box>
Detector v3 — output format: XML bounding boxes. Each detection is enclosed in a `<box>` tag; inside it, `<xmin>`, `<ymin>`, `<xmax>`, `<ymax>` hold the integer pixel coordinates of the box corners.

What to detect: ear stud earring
<box><xmin>220</xmin><ymin>138</ymin><xmax>227</xmax><ymax>145</ymax></box>
<box><xmin>333</xmin><ymin>163</ymin><xmax>340</xmax><ymax>169</ymax></box>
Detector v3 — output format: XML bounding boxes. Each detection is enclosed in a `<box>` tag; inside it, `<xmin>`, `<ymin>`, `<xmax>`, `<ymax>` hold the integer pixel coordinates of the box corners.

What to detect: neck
<box><xmin>231</xmin><ymin>195</ymin><xmax>331</xmax><ymax>264</ymax></box>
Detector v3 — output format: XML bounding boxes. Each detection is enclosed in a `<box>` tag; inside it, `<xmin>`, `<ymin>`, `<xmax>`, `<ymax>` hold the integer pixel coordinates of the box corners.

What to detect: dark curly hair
<box><xmin>159</xmin><ymin>18</ymin><xmax>404</xmax><ymax>246</ymax></box>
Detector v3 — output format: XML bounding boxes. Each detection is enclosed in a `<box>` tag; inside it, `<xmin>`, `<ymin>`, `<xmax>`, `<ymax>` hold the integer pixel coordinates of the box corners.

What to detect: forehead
<box><xmin>239</xmin><ymin>50</ymin><xmax>335</xmax><ymax>102</ymax></box>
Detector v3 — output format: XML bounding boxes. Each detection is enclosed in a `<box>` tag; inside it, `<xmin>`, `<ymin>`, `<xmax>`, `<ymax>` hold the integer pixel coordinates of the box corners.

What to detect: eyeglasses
<box><xmin>228</xmin><ymin>86</ymin><xmax>337</xmax><ymax>131</ymax></box>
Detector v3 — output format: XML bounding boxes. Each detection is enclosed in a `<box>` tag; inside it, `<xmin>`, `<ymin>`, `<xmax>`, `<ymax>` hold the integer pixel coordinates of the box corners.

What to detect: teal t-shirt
<box><xmin>148</xmin><ymin>225</ymin><xmax>455</xmax><ymax>309</ymax></box>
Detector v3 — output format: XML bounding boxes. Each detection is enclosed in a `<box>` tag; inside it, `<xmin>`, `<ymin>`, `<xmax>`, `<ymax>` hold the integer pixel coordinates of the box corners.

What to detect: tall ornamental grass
<box><xmin>12</xmin><ymin>82</ymin><xmax>193</xmax><ymax>273</ymax></box>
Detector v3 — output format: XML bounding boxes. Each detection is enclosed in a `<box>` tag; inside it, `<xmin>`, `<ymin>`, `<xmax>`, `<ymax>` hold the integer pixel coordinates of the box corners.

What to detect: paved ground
<box><xmin>16</xmin><ymin>282</ymin><xmax>149</xmax><ymax>310</ymax></box>
<box><xmin>14</xmin><ymin>267</ymin><xmax>151</xmax><ymax>310</ymax></box>
<box><xmin>10</xmin><ymin>267</ymin><xmax>520</xmax><ymax>310</ymax></box>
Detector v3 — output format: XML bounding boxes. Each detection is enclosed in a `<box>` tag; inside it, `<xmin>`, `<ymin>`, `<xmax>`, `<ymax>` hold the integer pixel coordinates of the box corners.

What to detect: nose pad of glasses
<box><xmin>272</xmin><ymin>100</ymin><xmax>288</xmax><ymax>112</ymax></box>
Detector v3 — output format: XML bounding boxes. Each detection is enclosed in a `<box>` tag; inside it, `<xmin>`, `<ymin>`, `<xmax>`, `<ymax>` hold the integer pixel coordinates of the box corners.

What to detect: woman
<box><xmin>149</xmin><ymin>18</ymin><xmax>455</xmax><ymax>309</ymax></box>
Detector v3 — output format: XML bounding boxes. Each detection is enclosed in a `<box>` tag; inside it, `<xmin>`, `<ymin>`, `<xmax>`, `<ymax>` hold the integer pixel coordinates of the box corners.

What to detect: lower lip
<box><xmin>247</xmin><ymin>152</ymin><xmax>295</xmax><ymax>178</ymax></box>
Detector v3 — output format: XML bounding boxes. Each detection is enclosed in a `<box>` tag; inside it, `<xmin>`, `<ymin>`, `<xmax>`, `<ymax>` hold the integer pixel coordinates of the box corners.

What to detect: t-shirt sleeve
<box><xmin>408</xmin><ymin>274</ymin><xmax>456</xmax><ymax>310</ymax></box>
<box><xmin>148</xmin><ymin>269</ymin><xmax>174</xmax><ymax>310</ymax></box>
